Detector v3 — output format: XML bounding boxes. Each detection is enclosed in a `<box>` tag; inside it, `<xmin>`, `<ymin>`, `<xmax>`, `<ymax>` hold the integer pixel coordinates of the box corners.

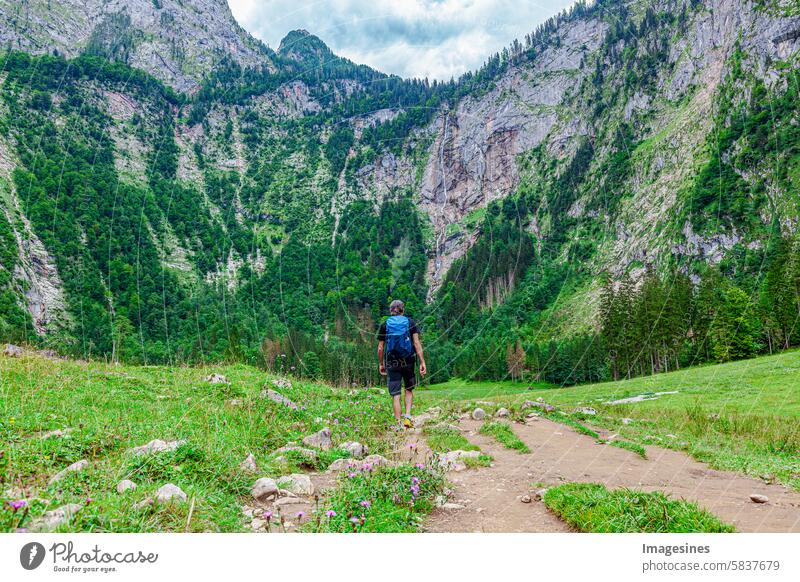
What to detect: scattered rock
<box><xmin>362</xmin><ymin>454</ymin><xmax>391</xmax><ymax>468</ymax></box>
<box><xmin>302</xmin><ymin>428</ymin><xmax>332</xmax><ymax>451</ymax></box>
<box><xmin>437</xmin><ymin>450</ymin><xmax>481</xmax><ymax>471</ymax></box>
<box><xmin>496</xmin><ymin>408</ymin><xmax>510</xmax><ymax>417</ymax></box>
<box><xmin>155</xmin><ymin>483</ymin><xmax>187</xmax><ymax>505</ymax></box>
<box><xmin>251</xmin><ymin>478</ymin><xmax>279</xmax><ymax>503</ymax></box>
<box><xmin>225</xmin><ymin>399</ymin><xmax>243</xmax><ymax>407</ymax></box>
<box><xmin>441</xmin><ymin>502</ymin><xmax>465</xmax><ymax>510</ymax></box>
<box><xmin>250</xmin><ymin>517</ymin><xmax>265</xmax><ymax>530</ymax></box>
<box><xmin>275</xmin><ymin>444</ymin><xmax>319</xmax><ymax>462</ymax></box>
<box><xmin>749</xmin><ymin>494</ymin><xmax>769</xmax><ymax>504</ymax></box>
<box><xmin>575</xmin><ymin>407</ymin><xmax>597</xmax><ymax>415</ymax></box>
<box><xmin>621</xmin><ymin>418</ymin><xmax>634</xmax><ymax>425</ymax></box>
<box><xmin>271</xmin><ymin>378</ymin><xmax>292</xmax><ymax>390</ymax></box>
<box><xmin>339</xmin><ymin>441</ymin><xmax>367</xmax><ymax>458</ymax></box>
<box><xmin>276</xmin><ymin>474</ymin><xmax>314</xmax><ymax>496</ymax></box>
<box><xmin>261</xmin><ymin>388</ymin><xmax>298</xmax><ymax>410</ymax></box>
<box><xmin>327</xmin><ymin>458</ymin><xmax>357</xmax><ymax>472</ymax></box>
<box><xmin>277</xmin><ymin>489</ymin><xmax>297</xmax><ymax>498</ymax></box>
<box><xmin>411</xmin><ymin>413</ymin><xmax>434</xmax><ymax>427</ymax></box>
<box><xmin>471</xmin><ymin>408</ymin><xmax>486</xmax><ymax>420</ymax></box>
<box><xmin>522</xmin><ymin>400</ymin><xmax>555</xmax><ymax>413</ymax></box>
<box><xmin>116</xmin><ymin>479</ymin><xmax>137</xmax><ymax>493</ymax></box>
<box><xmin>240</xmin><ymin>453</ymin><xmax>258</xmax><ymax>472</ymax></box>
<box><xmin>665</xmin><ymin>434</ymin><xmax>677</xmax><ymax>439</ymax></box>
<box><xmin>533</xmin><ymin>488</ymin><xmax>549</xmax><ymax>501</ymax></box>
<box><xmin>520</xmin><ymin>494</ymin><xmax>532</xmax><ymax>503</ymax></box>
<box><xmin>205</xmin><ymin>373</ymin><xmax>230</xmax><ymax>385</ymax></box>
<box><xmin>128</xmin><ymin>439</ymin><xmax>185</xmax><ymax>456</ymax></box>
<box><xmin>3</xmin><ymin>343</ymin><xmax>23</xmax><ymax>357</ymax></box>
<box><xmin>50</xmin><ymin>459</ymin><xmax>89</xmax><ymax>484</ymax></box>
<box><xmin>39</xmin><ymin>428</ymin><xmax>73</xmax><ymax>439</ymax></box>
<box><xmin>31</xmin><ymin>503</ymin><xmax>82</xmax><ymax>532</ymax></box>
<box><xmin>273</xmin><ymin>496</ymin><xmax>308</xmax><ymax>508</ymax></box>
<box><xmin>426</xmin><ymin>407</ymin><xmax>442</xmax><ymax>416</ymax></box>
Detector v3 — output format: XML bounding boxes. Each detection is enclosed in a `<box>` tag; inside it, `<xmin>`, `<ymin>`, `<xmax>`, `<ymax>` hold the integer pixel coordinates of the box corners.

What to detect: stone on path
<box><xmin>496</xmin><ymin>408</ymin><xmax>510</xmax><ymax>417</ymax></box>
<box><xmin>116</xmin><ymin>479</ymin><xmax>137</xmax><ymax>493</ymax></box>
<box><xmin>339</xmin><ymin>441</ymin><xmax>367</xmax><ymax>458</ymax></box>
<box><xmin>276</xmin><ymin>474</ymin><xmax>314</xmax><ymax>496</ymax></box>
<box><xmin>533</xmin><ymin>488</ymin><xmax>549</xmax><ymax>501</ymax></box>
<box><xmin>50</xmin><ymin>459</ymin><xmax>89</xmax><ymax>484</ymax></box>
<box><xmin>437</xmin><ymin>450</ymin><xmax>481</xmax><ymax>471</ymax></box>
<box><xmin>155</xmin><ymin>483</ymin><xmax>187</xmax><ymax>505</ymax></box>
<box><xmin>240</xmin><ymin>453</ymin><xmax>258</xmax><ymax>472</ymax></box>
<box><xmin>275</xmin><ymin>444</ymin><xmax>318</xmax><ymax>463</ymax></box>
<box><xmin>128</xmin><ymin>439</ymin><xmax>185</xmax><ymax>456</ymax></box>
<box><xmin>251</xmin><ymin>478</ymin><xmax>279</xmax><ymax>503</ymax></box>
<box><xmin>205</xmin><ymin>373</ymin><xmax>229</xmax><ymax>384</ymax></box>
<box><xmin>520</xmin><ymin>494</ymin><xmax>532</xmax><ymax>503</ymax></box>
<box><xmin>261</xmin><ymin>388</ymin><xmax>298</xmax><ymax>410</ymax></box>
<box><xmin>3</xmin><ymin>343</ymin><xmax>23</xmax><ymax>357</ymax></box>
<box><xmin>749</xmin><ymin>493</ymin><xmax>769</xmax><ymax>504</ymax></box>
<box><xmin>522</xmin><ymin>400</ymin><xmax>556</xmax><ymax>413</ymax></box>
<box><xmin>302</xmin><ymin>428</ymin><xmax>332</xmax><ymax>450</ymax></box>
<box><xmin>471</xmin><ymin>408</ymin><xmax>486</xmax><ymax>420</ymax></box>
<box><xmin>31</xmin><ymin>503</ymin><xmax>83</xmax><ymax>532</ymax></box>
<box><xmin>362</xmin><ymin>454</ymin><xmax>391</xmax><ymax>468</ymax></box>
<box><xmin>441</xmin><ymin>502</ymin><xmax>465</xmax><ymax>510</ymax></box>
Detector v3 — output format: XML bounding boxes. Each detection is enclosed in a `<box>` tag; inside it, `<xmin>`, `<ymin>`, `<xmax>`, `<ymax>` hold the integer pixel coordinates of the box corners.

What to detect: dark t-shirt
<box><xmin>377</xmin><ymin>316</ymin><xmax>419</xmax><ymax>368</ymax></box>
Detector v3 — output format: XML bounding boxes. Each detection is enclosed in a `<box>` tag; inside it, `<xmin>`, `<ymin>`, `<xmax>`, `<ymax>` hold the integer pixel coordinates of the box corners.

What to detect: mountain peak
<box><xmin>278</xmin><ymin>29</ymin><xmax>332</xmax><ymax>60</ymax></box>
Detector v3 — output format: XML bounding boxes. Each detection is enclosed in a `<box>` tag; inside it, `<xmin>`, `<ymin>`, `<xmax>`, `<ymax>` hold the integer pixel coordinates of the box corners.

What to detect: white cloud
<box><xmin>228</xmin><ymin>0</ymin><xmax>576</xmax><ymax>80</ymax></box>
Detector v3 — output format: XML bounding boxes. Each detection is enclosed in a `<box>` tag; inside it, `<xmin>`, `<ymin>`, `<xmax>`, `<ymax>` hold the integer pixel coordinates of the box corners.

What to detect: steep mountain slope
<box><xmin>0</xmin><ymin>0</ymin><xmax>799</xmax><ymax>385</ymax></box>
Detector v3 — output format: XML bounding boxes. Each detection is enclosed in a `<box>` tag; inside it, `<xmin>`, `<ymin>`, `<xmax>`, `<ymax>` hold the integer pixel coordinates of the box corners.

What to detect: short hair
<box><xmin>389</xmin><ymin>299</ymin><xmax>405</xmax><ymax>315</ymax></box>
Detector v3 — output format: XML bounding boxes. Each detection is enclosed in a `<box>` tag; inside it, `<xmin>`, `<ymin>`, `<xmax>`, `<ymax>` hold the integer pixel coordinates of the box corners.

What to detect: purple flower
<box><xmin>347</xmin><ymin>472</ymin><xmax>357</xmax><ymax>479</ymax></box>
<box><xmin>415</xmin><ymin>463</ymin><xmax>425</xmax><ymax>469</ymax></box>
<box><xmin>8</xmin><ymin>500</ymin><xmax>26</xmax><ymax>511</ymax></box>
<box><xmin>263</xmin><ymin>510</ymin><xmax>273</xmax><ymax>520</ymax></box>
<box><xmin>359</xmin><ymin>500</ymin><xmax>371</xmax><ymax>509</ymax></box>
<box><xmin>410</xmin><ymin>485</ymin><xmax>420</xmax><ymax>497</ymax></box>
<box><xmin>411</xmin><ymin>476</ymin><xmax>420</xmax><ymax>486</ymax></box>
<box><xmin>361</xmin><ymin>463</ymin><xmax>373</xmax><ymax>472</ymax></box>
<box><xmin>408</xmin><ymin>443</ymin><xmax>417</xmax><ymax>450</ymax></box>
<box><xmin>349</xmin><ymin>516</ymin><xmax>360</xmax><ymax>524</ymax></box>
<box><xmin>296</xmin><ymin>511</ymin><xmax>305</xmax><ymax>520</ymax></box>
<box><xmin>325</xmin><ymin>510</ymin><xmax>337</xmax><ymax>518</ymax></box>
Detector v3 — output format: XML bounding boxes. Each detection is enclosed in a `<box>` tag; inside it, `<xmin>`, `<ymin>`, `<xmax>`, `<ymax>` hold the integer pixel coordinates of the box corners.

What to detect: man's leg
<box><xmin>404</xmin><ymin>387</ymin><xmax>413</xmax><ymax>417</ymax></box>
<box><xmin>393</xmin><ymin>394</ymin><xmax>403</xmax><ymax>423</ymax></box>
<box><xmin>388</xmin><ymin>368</ymin><xmax>403</xmax><ymax>426</ymax></box>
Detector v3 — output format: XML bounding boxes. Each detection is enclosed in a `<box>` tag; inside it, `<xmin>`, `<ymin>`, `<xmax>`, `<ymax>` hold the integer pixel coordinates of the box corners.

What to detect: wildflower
<box><xmin>263</xmin><ymin>510</ymin><xmax>273</xmax><ymax>521</ymax></box>
<box><xmin>347</xmin><ymin>472</ymin><xmax>357</xmax><ymax>479</ymax></box>
<box><xmin>359</xmin><ymin>500</ymin><xmax>371</xmax><ymax>509</ymax></box>
<box><xmin>8</xmin><ymin>500</ymin><xmax>26</xmax><ymax>511</ymax></box>
<box><xmin>411</xmin><ymin>476</ymin><xmax>420</xmax><ymax>486</ymax></box>
<box><xmin>296</xmin><ymin>511</ymin><xmax>305</xmax><ymax>520</ymax></box>
<box><xmin>415</xmin><ymin>463</ymin><xmax>425</xmax><ymax>469</ymax></box>
<box><xmin>410</xmin><ymin>485</ymin><xmax>420</xmax><ymax>497</ymax></box>
<box><xmin>85</xmin><ymin>497</ymin><xmax>92</xmax><ymax>505</ymax></box>
<box><xmin>361</xmin><ymin>462</ymin><xmax>373</xmax><ymax>472</ymax></box>
<box><xmin>408</xmin><ymin>443</ymin><xmax>417</xmax><ymax>450</ymax></box>
<box><xmin>349</xmin><ymin>516</ymin><xmax>360</xmax><ymax>525</ymax></box>
<box><xmin>325</xmin><ymin>510</ymin><xmax>337</xmax><ymax>518</ymax></box>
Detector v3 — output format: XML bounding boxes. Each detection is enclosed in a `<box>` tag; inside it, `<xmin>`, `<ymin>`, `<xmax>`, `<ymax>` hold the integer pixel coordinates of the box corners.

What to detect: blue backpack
<box><xmin>385</xmin><ymin>315</ymin><xmax>415</xmax><ymax>359</ymax></box>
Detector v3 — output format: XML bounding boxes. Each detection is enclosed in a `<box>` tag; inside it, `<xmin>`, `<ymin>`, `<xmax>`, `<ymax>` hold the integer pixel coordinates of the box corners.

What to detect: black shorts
<box><xmin>387</xmin><ymin>363</ymin><xmax>416</xmax><ymax>396</ymax></box>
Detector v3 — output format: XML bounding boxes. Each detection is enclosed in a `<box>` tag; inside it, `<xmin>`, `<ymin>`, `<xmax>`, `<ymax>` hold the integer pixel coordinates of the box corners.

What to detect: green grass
<box><xmin>307</xmin><ymin>464</ymin><xmax>447</xmax><ymax>533</ymax></box>
<box><xmin>417</xmin><ymin>378</ymin><xmax>551</xmax><ymax>403</ymax></box>
<box><xmin>479</xmin><ymin>421</ymin><xmax>530</xmax><ymax>453</ymax></box>
<box><xmin>425</xmin><ymin>351</ymin><xmax>800</xmax><ymax>490</ymax></box>
<box><xmin>608</xmin><ymin>440</ymin><xmax>647</xmax><ymax>459</ymax></box>
<box><xmin>543</xmin><ymin>483</ymin><xmax>736</xmax><ymax>533</ymax></box>
<box><xmin>423</xmin><ymin>426</ymin><xmax>479</xmax><ymax>453</ymax></box>
<box><xmin>0</xmin><ymin>354</ymin><xmax>398</xmax><ymax>532</ymax></box>
<box><xmin>463</xmin><ymin>454</ymin><xmax>493</xmax><ymax>469</ymax></box>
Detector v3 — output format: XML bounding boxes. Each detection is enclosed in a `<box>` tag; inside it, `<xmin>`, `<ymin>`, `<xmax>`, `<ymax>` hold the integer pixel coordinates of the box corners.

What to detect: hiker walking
<box><xmin>377</xmin><ymin>299</ymin><xmax>426</xmax><ymax>429</ymax></box>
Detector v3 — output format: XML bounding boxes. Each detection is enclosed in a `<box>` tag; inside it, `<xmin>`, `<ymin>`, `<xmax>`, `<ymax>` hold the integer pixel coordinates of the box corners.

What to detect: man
<box><xmin>377</xmin><ymin>299</ymin><xmax>426</xmax><ymax>429</ymax></box>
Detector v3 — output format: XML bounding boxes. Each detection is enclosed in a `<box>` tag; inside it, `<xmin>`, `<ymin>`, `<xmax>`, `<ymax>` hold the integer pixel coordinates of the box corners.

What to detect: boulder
<box><xmin>155</xmin><ymin>483</ymin><xmax>187</xmax><ymax>505</ymax></box>
<box><xmin>749</xmin><ymin>494</ymin><xmax>769</xmax><ymax>504</ymax></box>
<box><xmin>339</xmin><ymin>441</ymin><xmax>367</xmax><ymax>458</ymax></box>
<box><xmin>575</xmin><ymin>407</ymin><xmax>597</xmax><ymax>415</ymax></box>
<box><xmin>31</xmin><ymin>503</ymin><xmax>83</xmax><ymax>532</ymax></box>
<box><xmin>411</xmin><ymin>413</ymin><xmax>434</xmax><ymax>427</ymax></box>
<box><xmin>205</xmin><ymin>373</ymin><xmax>230</xmax><ymax>384</ymax></box>
<box><xmin>49</xmin><ymin>459</ymin><xmax>89</xmax><ymax>484</ymax></box>
<box><xmin>3</xmin><ymin>343</ymin><xmax>23</xmax><ymax>357</ymax></box>
<box><xmin>251</xmin><ymin>478</ymin><xmax>279</xmax><ymax>502</ymax></box>
<box><xmin>426</xmin><ymin>407</ymin><xmax>442</xmax><ymax>416</ymax></box>
<box><xmin>327</xmin><ymin>458</ymin><xmax>358</xmax><ymax>472</ymax></box>
<box><xmin>471</xmin><ymin>408</ymin><xmax>486</xmax><ymax>421</ymax></box>
<box><xmin>261</xmin><ymin>388</ymin><xmax>298</xmax><ymax>410</ymax></box>
<box><xmin>240</xmin><ymin>453</ymin><xmax>258</xmax><ymax>472</ymax></box>
<box><xmin>496</xmin><ymin>408</ymin><xmax>510</xmax><ymax>417</ymax></box>
<box><xmin>276</xmin><ymin>474</ymin><xmax>314</xmax><ymax>496</ymax></box>
<box><xmin>116</xmin><ymin>479</ymin><xmax>137</xmax><ymax>493</ymax></box>
<box><xmin>274</xmin><ymin>444</ymin><xmax>319</xmax><ymax>462</ymax></box>
<box><xmin>302</xmin><ymin>428</ymin><xmax>332</xmax><ymax>451</ymax></box>
<box><xmin>128</xmin><ymin>439</ymin><xmax>185</xmax><ymax>456</ymax></box>
<box><xmin>522</xmin><ymin>400</ymin><xmax>555</xmax><ymax>413</ymax></box>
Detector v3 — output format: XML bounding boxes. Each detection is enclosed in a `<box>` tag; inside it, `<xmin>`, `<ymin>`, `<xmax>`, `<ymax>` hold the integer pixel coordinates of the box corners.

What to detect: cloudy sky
<box><xmin>228</xmin><ymin>0</ymin><xmax>576</xmax><ymax>80</ymax></box>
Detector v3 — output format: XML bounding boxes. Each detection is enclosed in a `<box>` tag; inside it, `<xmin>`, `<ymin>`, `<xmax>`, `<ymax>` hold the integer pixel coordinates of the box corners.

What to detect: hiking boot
<box><xmin>403</xmin><ymin>416</ymin><xmax>414</xmax><ymax>429</ymax></box>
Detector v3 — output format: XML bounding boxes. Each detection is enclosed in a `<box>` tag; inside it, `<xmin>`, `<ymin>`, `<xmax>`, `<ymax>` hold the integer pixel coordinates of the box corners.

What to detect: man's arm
<box><xmin>412</xmin><ymin>333</ymin><xmax>426</xmax><ymax>376</ymax></box>
<box><xmin>377</xmin><ymin>340</ymin><xmax>386</xmax><ymax>375</ymax></box>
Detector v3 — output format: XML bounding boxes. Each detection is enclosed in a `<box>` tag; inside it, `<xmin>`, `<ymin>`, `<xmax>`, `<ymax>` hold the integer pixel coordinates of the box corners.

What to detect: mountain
<box><xmin>0</xmin><ymin>0</ymin><xmax>799</xmax><ymax>386</ymax></box>
<box><xmin>0</xmin><ymin>0</ymin><xmax>273</xmax><ymax>91</ymax></box>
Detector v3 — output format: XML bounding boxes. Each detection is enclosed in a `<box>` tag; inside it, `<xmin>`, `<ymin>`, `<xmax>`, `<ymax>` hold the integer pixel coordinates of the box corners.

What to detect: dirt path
<box><xmin>424</xmin><ymin>417</ymin><xmax>800</xmax><ymax>533</ymax></box>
